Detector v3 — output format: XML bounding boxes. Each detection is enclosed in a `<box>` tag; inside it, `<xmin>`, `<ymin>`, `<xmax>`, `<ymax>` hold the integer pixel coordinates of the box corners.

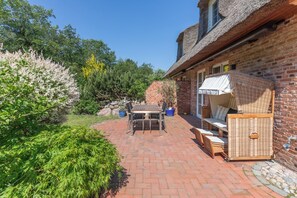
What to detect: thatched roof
<box><xmin>166</xmin><ymin>0</ymin><xmax>297</xmax><ymax>77</ymax></box>
<box><xmin>176</xmin><ymin>23</ymin><xmax>199</xmax><ymax>58</ymax></box>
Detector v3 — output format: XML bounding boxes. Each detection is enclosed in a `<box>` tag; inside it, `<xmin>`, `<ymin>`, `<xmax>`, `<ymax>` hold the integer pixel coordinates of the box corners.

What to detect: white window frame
<box><xmin>212</xmin><ymin>61</ymin><xmax>229</xmax><ymax>74</ymax></box>
<box><xmin>208</xmin><ymin>0</ymin><xmax>220</xmax><ymax>32</ymax></box>
<box><xmin>196</xmin><ymin>69</ymin><xmax>206</xmax><ymax>118</ymax></box>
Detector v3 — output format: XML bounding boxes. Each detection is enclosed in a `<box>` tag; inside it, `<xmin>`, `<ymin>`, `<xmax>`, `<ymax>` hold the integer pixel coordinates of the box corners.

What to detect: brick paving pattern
<box><xmin>94</xmin><ymin>115</ymin><xmax>281</xmax><ymax>198</ymax></box>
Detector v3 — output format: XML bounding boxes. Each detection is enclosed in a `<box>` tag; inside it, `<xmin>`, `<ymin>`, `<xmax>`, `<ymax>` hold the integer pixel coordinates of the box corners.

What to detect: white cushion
<box><xmin>206</xmin><ymin>136</ymin><xmax>228</xmax><ymax>145</ymax></box>
<box><xmin>195</xmin><ymin>128</ymin><xmax>219</xmax><ymax>136</ymax></box>
<box><xmin>214</xmin><ymin>105</ymin><xmax>229</xmax><ymax>121</ymax></box>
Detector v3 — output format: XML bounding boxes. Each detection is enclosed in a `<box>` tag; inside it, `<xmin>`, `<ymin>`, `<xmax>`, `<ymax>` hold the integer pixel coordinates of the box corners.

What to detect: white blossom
<box><xmin>0</xmin><ymin>50</ymin><xmax>80</xmax><ymax>121</ymax></box>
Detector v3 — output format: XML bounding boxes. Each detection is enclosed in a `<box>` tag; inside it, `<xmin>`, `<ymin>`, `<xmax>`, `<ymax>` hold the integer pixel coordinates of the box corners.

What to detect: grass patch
<box><xmin>63</xmin><ymin>114</ymin><xmax>118</xmax><ymax>128</ymax></box>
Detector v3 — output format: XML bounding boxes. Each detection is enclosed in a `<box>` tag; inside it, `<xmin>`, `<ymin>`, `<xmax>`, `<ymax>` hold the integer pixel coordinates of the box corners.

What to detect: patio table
<box><xmin>131</xmin><ymin>105</ymin><xmax>163</xmax><ymax>134</ymax></box>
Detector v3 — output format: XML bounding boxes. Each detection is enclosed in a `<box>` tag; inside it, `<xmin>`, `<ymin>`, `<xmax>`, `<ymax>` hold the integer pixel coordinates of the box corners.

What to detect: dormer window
<box><xmin>177</xmin><ymin>41</ymin><xmax>183</xmax><ymax>61</ymax></box>
<box><xmin>212</xmin><ymin>1</ymin><xmax>219</xmax><ymax>25</ymax></box>
<box><xmin>208</xmin><ymin>0</ymin><xmax>221</xmax><ymax>31</ymax></box>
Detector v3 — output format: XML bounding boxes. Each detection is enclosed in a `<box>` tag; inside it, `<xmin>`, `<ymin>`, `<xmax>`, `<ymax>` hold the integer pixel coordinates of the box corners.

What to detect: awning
<box><xmin>198</xmin><ymin>74</ymin><xmax>231</xmax><ymax>95</ymax></box>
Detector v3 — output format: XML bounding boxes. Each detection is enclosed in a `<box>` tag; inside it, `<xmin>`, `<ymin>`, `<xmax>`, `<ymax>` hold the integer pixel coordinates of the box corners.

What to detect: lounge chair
<box><xmin>202</xmin><ymin>135</ymin><xmax>228</xmax><ymax>158</ymax></box>
<box><xmin>193</xmin><ymin>128</ymin><xmax>219</xmax><ymax>147</ymax></box>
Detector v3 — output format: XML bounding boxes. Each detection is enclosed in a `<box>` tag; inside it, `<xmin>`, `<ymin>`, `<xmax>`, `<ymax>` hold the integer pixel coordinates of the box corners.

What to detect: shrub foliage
<box><xmin>0</xmin><ymin>126</ymin><xmax>121</xmax><ymax>197</ymax></box>
<box><xmin>0</xmin><ymin>50</ymin><xmax>79</xmax><ymax>136</ymax></box>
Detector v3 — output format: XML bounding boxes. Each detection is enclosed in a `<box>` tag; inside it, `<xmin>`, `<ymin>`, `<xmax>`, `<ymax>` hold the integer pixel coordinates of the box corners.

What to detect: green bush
<box><xmin>72</xmin><ymin>99</ymin><xmax>100</xmax><ymax>115</ymax></box>
<box><xmin>0</xmin><ymin>126</ymin><xmax>121</xmax><ymax>197</ymax></box>
<box><xmin>0</xmin><ymin>61</ymin><xmax>51</xmax><ymax>137</ymax></box>
<box><xmin>0</xmin><ymin>50</ymin><xmax>79</xmax><ymax>137</ymax></box>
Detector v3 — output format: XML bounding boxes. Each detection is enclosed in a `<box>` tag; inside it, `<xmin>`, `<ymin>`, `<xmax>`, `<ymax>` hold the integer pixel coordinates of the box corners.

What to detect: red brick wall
<box><xmin>190</xmin><ymin>73</ymin><xmax>197</xmax><ymax>116</ymax></box>
<box><xmin>145</xmin><ymin>81</ymin><xmax>179</xmax><ymax>113</ymax></box>
<box><xmin>176</xmin><ymin>80</ymin><xmax>191</xmax><ymax>114</ymax></box>
<box><xmin>179</xmin><ymin>14</ymin><xmax>297</xmax><ymax>171</ymax></box>
<box><xmin>145</xmin><ymin>81</ymin><xmax>163</xmax><ymax>105</ymax></box>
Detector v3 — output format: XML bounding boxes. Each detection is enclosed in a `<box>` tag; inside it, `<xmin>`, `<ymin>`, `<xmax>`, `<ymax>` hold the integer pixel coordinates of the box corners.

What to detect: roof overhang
<box><xmin>166</xmin><ymin>0</ymin><xmax>297</xmax><ymax>78</ymax></box>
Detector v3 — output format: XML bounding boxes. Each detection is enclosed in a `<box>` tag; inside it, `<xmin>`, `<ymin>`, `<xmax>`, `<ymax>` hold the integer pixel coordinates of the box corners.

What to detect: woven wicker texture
<box><xmin>228</xmin><ymin>117</ymin><xmax>273</xmax><ymax>160</ymax></box>
<box><xmin>229</xmin><ymin>71</ymin><xmax>274</xmax><ymax>113</ymax></box>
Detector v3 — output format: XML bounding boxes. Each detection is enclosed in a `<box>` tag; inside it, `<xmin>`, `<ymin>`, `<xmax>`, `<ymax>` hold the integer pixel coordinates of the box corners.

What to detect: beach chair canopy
<box><xmin>198</xmin><ymin>74</ymin><xmax>231</xmax><ymax>95</ymax></box>
<box><xmin>198</xmin><ymin>71</ymin><xmax>274</xmax><ymax>113</ymax></box>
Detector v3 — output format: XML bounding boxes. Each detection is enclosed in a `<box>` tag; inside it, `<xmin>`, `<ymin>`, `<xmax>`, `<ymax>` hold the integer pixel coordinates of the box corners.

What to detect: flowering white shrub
<box><xmin>0</xmin><ymin>50</ymin><xmax>79</xmax><ymax>133</ymax></box>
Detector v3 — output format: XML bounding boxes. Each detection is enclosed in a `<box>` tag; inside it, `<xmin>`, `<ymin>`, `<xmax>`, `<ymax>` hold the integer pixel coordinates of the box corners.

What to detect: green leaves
<box><xmin>0</xmin><ymin>126</ymin><xmax>121</xmax><ymax>197</ymax></box>
<box><xmin>0</xmin><ymin>0</ymin><xmax>55</xmax><ymax>53</ymax></box>
<box><xmin>0</xmin><ymin>50</ymin><xmax>79</xmax><ymax>137</ymax></box>
<box><xmin>80</xmin><ymin>59</ymin><xmax>165</xmax><ymax>106</ymax></box>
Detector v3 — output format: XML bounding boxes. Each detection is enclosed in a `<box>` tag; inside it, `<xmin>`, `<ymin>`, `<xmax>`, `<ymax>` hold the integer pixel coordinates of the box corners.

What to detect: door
<box><xmin>196</xmin><ymin>70</ymin><xmax>206</xmax><ymax>118</ymax></box>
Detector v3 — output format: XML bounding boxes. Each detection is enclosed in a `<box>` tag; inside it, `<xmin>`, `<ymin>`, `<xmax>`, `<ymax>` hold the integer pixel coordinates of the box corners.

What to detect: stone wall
<box><xmin>176</xmin><ymin>14</ymin><xmax>297</xmax><ymax>171</ymax></box>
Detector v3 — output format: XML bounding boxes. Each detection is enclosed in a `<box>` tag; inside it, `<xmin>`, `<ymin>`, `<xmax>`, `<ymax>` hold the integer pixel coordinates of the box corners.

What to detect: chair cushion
<box><xmin>195</xmin><ymin>128</ymin><xmax>219</xmax><ymax>136</ymax></box>
<box><xmin>214</xmin><ymin>105</ymin><xmax>229</xmax><ymax>121</ymax></box>
<box><xmin>206</xmin><ymin>136</ymin><xmax>228</xmax><ymax>145</ymax></box>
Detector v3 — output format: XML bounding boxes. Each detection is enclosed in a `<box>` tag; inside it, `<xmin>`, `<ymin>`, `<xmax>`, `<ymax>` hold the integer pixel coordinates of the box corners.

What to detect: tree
<box><xmin>1</xmin><ymin>0</ymin><xmax>167</xmax><ymax>114</ymax></box>
<box><xmin>82</xmin><ymin>54</ymin><xmax>105</xmax><ymax>78</ymax></box>
<box><xmin>150</xmin><ymin>69</ymin><xmax>165</xmax><ymax>81</ymax></box>
<box><xmin>81</xmin><ymin>39</ymin><xmax>116</xmax><ymax>68</ymax></box>
<box><xmin>0</xmin><ymin>0</ymin><xmax>57</xmax><ymax>55</ymax></box>
<box><xmin>80</xmin><ymin>59</ymin><xmax>165</xmax><ymax>104</ymax></box>
<box><xmin>0</xmin><ymin>0</ymin><xmax>116</xmax><ymax>83</ymax></box>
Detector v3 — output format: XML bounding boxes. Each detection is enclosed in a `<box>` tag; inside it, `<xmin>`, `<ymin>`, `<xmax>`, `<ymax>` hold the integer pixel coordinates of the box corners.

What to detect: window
<box><xmin>212</xmin><ymin>65</ymin><xmax>221</xmax><ymax>74</ymax></box>
<box><xmin>208</xmin><ymin>0</ymin><xmax>221</xmax><ymax>31</ymax></box>
<box><xmin>177</xmin><ymin>41</ymin><xmax>183</xmax><ymax>61</ymax></box>
<box><xmin>212</xmin><ymin>1</ymin><xmax>220</xmax><ymax>26</ymax></box>
<box><xmin>197</xmin><ymin>70</ymin><xmax>206</xmax><ymax>118</ymax></box>
<box><xmin>212</xmin><ymin>61</ymin><xmax>230</xmax><ymax>74</ymax></box>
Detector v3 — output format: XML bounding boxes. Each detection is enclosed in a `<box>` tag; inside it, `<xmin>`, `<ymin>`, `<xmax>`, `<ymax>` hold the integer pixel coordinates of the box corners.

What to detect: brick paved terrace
<box><xmin>93</xmin><ymin>115</ymin><xmax>281</xmax><ymax>198</ymax></box>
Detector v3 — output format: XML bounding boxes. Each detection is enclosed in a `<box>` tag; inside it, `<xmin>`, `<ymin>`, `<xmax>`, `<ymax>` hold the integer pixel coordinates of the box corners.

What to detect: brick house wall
<box><xmin>176</xmin><ymin>80</ymin><xmax>191</xmax><ymax>114</ymax></box>
<box><xmin>190</xmin><ymin>72</ymin><xmax>197</xmax><ymax>116</ymax></box>
<box><xmin>177</xmin><ymin>14</ymin><xmax>297</xmax><ymax>171</ymax></box>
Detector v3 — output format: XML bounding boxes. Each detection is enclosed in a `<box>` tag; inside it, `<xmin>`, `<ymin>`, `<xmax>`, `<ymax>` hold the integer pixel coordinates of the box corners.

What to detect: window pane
<box><xmin>198</xmin><ymin>73</ymin><xmax>202</xmax><ymax>83</ymax></box>
<box><xmin>212</xmin><ymin>1</ymin><xmax>219</xmax><ymax>25</ymax></box>
<box><xmin>198</xmin><ymin>95</ymin><xmax>202</xmax><ymax>104</ymax></box>
<box><xmin>213</xmin><ymin>66</ymin><xmax>221</xmax><ymax>74</ymax></box>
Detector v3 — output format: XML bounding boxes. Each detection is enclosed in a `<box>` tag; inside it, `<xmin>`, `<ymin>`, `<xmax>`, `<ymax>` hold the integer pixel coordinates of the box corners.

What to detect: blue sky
<box><xmin>28</xmin><ymin>0</ymin><xmax>199</xmax><ymax>71</ymax></box>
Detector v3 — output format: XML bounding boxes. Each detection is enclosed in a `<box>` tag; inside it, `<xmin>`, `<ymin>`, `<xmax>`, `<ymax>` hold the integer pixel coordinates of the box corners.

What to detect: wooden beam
<box><xmin>228</xmin><ymin>156</ymin><xmax>273</xmax><ymax>161</ymax></box>
<box><xmin>271</xmin><ymin>90</ymin><xmax>275</xmax><ymax>115</ymax></box>
<box><xmin>228</xmin><ymin>113</ymin><xmax>273</xmax><ymax>119</ymax></box>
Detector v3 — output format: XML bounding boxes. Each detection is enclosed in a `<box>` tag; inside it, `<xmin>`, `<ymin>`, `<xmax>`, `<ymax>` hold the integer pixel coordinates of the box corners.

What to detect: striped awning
<box><xmin>198</xmin><ymin>74</ymin><xmax>231</xmax><ymax>95</ymax></box>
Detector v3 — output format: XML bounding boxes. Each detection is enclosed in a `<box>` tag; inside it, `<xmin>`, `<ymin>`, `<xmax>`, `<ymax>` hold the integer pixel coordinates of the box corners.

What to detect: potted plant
<box><xmin>119</xmin><ymin>106</ymin><xmax>126</xmax><ymax>118</ymax></box>
<box><xmin>159</xmin><ymin>80</ymin><xmax>177</xmax><ymax>116</ymax></box>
